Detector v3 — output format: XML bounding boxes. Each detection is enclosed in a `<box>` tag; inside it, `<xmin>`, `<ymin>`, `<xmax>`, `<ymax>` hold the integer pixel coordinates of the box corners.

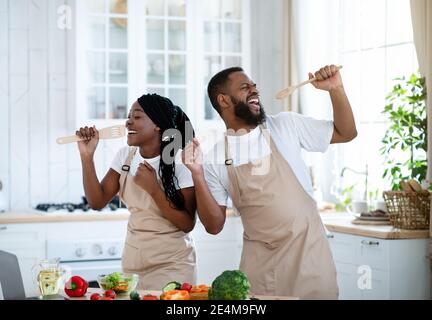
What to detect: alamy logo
<box><xmin>57</xmin><ymin>5</ymin><xmax>72</xmax><ymax>30</ymax></box>
<box><xmin>357</xmin><ymin>265</ymin><xmax>372</xmax><ymax>290</ymax></box>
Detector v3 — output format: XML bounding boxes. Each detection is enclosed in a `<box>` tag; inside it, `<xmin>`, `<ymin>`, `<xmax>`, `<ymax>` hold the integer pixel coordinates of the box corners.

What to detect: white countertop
<box><xmin>321</xmin><ymin>212</ymin><xmax>430</xmax><ymax>239</ymax></box>
<box><xmin>1</xmin><ymin>209</ymin><xmax>429</xmax><ymax>239</ymax></box>
<box><xmin>0</xmin><ymin>208</ymin><xmax>238</xmax><ymax>224</ymax></box>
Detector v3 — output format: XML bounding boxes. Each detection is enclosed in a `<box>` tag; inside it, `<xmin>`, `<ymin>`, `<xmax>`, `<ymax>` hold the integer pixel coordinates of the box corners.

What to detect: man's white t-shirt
<box><xmin>111</xmin><ymin>146</ymin><xmax>194</xmax><ymax>190</ymax></box>
<box><xmin>203</xmin><ymin>112</ymin><xmax>334</xmax><ymax>206</ymax></box>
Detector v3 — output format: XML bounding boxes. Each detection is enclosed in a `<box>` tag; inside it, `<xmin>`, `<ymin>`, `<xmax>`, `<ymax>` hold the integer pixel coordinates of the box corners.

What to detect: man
<box><xmin>182</xmin><ymin>65</ymin><xmax>357</xmax><ymax>299</ymax></box>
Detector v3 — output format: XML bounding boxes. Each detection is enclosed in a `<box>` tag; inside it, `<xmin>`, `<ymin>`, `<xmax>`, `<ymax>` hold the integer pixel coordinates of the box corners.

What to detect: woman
<box><xmin>76</xmin><ymin>93</ymin><xmax>197</xmax><ymax>290</ymax></box>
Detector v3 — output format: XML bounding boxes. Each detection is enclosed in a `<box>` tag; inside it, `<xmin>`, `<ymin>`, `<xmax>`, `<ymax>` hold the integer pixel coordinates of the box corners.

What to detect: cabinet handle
<box><xmin>326</xmin><ymin>234</ymin><xmax>334</xmax><ymax>239</ymax></box>
<box><xmin>361</xmin><ymin>240</ymin><xmax>380</xmax><ymax>246</ymax></box>
<box><xmin>0</xmin><ymin>226</ymin><xmax>7</xmax><ymax>231</ymax></box>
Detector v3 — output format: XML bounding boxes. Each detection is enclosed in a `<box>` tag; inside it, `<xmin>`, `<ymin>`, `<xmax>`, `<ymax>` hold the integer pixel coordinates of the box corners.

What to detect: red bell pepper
<box><xmin>64</xmin><ymin>276</ymin><xmax>89</xmax><ymax>297</ymax></box>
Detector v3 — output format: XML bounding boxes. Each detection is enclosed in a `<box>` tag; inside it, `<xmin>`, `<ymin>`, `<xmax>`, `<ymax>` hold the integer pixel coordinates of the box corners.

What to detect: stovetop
<box><xmin>35</xmin><ymin>196</ymin><xmax>126</xmax><ymax>213</ymax></box>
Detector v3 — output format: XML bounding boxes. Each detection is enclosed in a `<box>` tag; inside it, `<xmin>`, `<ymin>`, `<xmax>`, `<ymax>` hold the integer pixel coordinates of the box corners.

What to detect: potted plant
<box><xmin>380</xmin><ymin>72</ymin><xmax>428</xmax><ymax>190</ymax></box>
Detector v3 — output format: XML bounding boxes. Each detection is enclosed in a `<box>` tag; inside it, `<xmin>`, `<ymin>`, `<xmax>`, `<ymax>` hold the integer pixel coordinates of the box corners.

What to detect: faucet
<box><xmin>340</xmin><ymin>165</ymin><xmax>369</xmax><ymax>201</ymax></box>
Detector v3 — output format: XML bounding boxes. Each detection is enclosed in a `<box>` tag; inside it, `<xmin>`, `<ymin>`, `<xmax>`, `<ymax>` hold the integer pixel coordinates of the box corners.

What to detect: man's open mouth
<box><xmin>128</xmin><ymin>130</ymin><xmax>138</xmax><ymax>135</ymax></box>
<box><xmin>247</xmin><ymin>97</ymin><xmax>260</xmax><ymax>111</ymax></box>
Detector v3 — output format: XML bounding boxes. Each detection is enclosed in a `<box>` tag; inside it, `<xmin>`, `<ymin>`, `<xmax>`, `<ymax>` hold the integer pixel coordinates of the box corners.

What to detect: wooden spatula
<box><xmin>56</xmin><ymin>125</ymin><xmax>126</xmax><ymax>145</ymax></box>
<box><xmin>276</xmin><ymin>65</ymin><xmax>343</xmax><ymax>100</ymax></box>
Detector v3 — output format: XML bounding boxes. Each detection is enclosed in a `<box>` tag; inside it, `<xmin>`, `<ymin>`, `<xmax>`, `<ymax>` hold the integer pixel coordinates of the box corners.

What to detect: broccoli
<box><xmin>208</xmin><ymin>270</ymin><xmax>251</xmax><ymax>300</ymax></box>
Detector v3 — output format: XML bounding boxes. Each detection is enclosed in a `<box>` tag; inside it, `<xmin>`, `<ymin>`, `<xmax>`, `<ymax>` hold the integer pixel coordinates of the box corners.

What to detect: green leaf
<box><xmin>381</xmin><ymin>71</ymin><xmax>427</xmax><ymax>192</ymax></box>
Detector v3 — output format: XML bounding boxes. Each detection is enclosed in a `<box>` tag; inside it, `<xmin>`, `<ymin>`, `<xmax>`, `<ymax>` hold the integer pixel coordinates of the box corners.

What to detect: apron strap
<box><xmin>259</xmin><ymin>123</ymin><xmax>277</xmax><ymax>155</ymax></box>
<box><xmin>224</xmin><ymin>133</ymin><xmax>242</xmax><ymax>205</ymax></box>
<box><xmin>225</xmin><ymin>123</ymin><xmax>280</xmax><ymax>206</ymax></box>
<box><xmin>224</xmin><ymin>124</ymin><xmax>276</xmax><ymax>207</ymax></box>
<box><xmin>119</xmin><ymin>147</ymin><xmax>138</xmax><ymax>199</ymax></box>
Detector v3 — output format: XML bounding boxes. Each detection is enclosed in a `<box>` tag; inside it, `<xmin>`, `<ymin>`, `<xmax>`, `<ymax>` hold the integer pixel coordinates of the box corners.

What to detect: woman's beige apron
<box><xmin>119</xmin><ymin>148</ymin><xmax>196</xmax><ymax>290</ymax></box>
<box><xmin>225</xmin><ymin>125</ymin><xmax>339</xmax><ymax>299</ymax></box>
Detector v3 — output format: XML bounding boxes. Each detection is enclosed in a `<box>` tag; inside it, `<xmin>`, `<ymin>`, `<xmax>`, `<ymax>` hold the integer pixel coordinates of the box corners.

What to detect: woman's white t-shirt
<box><xmin>203</xmin><ymin>112</ymin><xmax>334</xmax><ymax>206</ymax></box>
<box><xmin>111</xmin><ymin>147</ymin><xmax>194</xmax><ymax>190</ymax></box>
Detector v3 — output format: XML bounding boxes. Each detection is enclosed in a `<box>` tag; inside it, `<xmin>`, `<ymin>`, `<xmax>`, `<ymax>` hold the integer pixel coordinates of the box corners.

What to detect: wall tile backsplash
<box><xmin>0</xmin><ymin>0</ymin><xmax>120</xmax><ymax>210</ymax></box>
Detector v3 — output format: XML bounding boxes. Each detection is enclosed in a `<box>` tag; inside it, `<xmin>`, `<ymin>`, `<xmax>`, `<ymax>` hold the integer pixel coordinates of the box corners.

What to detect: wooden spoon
<box><xmin>56</xmin><ymin>125</ymin><xmax>126</xmax><ymax>144</ymax></box>
<box><xmin>276</xmin><ymin>65</ymin><xmax>343</xmax><ymax>100</ymax></box>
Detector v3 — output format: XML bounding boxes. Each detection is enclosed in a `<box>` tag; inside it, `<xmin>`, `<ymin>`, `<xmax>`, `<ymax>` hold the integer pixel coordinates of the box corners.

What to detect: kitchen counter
<box><xmin>0</xmin><ymin>209</ymin><xmax>131</xmax><ymax>223</ymax></box>
<box><xmin>0</xmin><ymin>208</ymin><xmax>238</xmax><ymax>224</ymax></box>
<box><xmin>60</xmin><ymin>288</ymin><xmax>298</xmax><ymax>300</ymax></box>
<box><xmin>1</xmin><ymin>210</ymin><xmax>429</xmax><ymax>240</ymax></box>
<box><xmin>321</xmin><ymin>212</ymin><xmax>430</xmax><ymax>239</ymax></box>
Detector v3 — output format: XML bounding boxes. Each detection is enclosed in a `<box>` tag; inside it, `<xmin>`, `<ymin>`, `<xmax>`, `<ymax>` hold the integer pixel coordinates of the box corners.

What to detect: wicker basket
<box><xmin>383</xmin><ymin>191</ymin><xmax>430</xmax><ymax>230</ymax></box>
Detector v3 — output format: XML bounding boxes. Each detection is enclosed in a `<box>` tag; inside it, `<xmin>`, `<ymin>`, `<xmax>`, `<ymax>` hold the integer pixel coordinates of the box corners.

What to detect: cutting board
<box><xmin>62</xmin><ymin>288</ymin><xmax>299</xmax><ymax>300</ymax></box>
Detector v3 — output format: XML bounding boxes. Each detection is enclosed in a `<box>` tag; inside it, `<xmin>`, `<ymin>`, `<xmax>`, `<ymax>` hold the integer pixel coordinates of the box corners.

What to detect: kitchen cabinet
<box><xmin>191</xmin><ymin>216</ymin><xmax>243</xmax><ymax>284</ymax></box>
<box><xmin>326</xmin><ymin>231</ymin><xmax>430</xmax><ymax>300</ymax></box>
<box><xmin>0</xmin><ymin>223</ymin><xmax>46</xmax><ymax>297</ymax></box>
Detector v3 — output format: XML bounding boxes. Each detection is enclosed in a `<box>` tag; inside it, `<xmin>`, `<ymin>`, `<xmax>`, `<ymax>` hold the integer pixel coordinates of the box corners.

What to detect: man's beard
<box><xmin>231</xmin><ymin>96</ymin><xmax>266</xmax><ymax>126</ymax></box>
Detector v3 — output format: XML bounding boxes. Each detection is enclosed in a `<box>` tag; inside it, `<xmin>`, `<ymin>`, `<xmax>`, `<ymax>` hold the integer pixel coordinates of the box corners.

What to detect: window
<box><xmin>144</xmin><ymin>0</ymin><xmax>187</xmax><ymax>108</ymax></box>
<box><xmin>201</xmin><ymin>0</ymin><xmax>244</xmax><ymax>120</ymax></box>
<box><xmin>334</xmin><ymin>0</ymin><xmax>418</xmax><ymax>201</ymax></box>
<box><xmin>75</xmin><ymin>0</ymin><xmax>250</xmax><ymax>129</ymax></box>
<box><xmin>78</xmin><ymin>0</ymin><xmax>129</xmax><ymax>121</ymax></box>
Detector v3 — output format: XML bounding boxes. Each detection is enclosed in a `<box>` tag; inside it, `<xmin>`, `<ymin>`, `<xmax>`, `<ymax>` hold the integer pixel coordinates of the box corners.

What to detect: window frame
<box><xmin>74</xmin><ymin>0</ymin><xmax>251</xmax><ymax>132</ymax></box>
<box><xmin>334</xmin><ymin>0</ymin><xmax>419</xmax><ymax>200</ymax></box>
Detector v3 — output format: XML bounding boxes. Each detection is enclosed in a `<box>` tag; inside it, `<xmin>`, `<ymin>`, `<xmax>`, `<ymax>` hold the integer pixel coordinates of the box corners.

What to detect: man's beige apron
<box><xmin>225</xmin><ymin>125</ymin><xmax>339</xmax><ymax>299</ymax></box>
<box><xmin>118</xmin><ymin>148</ymin><xmax>196</xmax><ymax>290</ymax></box>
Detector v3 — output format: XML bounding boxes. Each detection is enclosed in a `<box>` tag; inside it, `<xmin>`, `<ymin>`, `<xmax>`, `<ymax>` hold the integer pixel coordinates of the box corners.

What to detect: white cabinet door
<box><xmin>358</xmin><ymin>237</ymin><xmax>389</xmax><ymax>271</ymax></box>
<box><xmin>327</xmin><ymin>231</ymin><xmax>430</xmax><ymax>300</ymax></box>
<box><xmin>326</xmin><ymin>232</ymin><xmax>357</xmax><ymax>265</ymax></box>
<box><xmin>194</xmin><ymin>242</ymin><xmax>243</xmax><ymax>284</ymax></box>
<box><xmin>0</xmin><ymin>224</ymin><xmax>46</xmax><ymax>297</ymax></box>
<box><xmin>335</xmin><ymin>262</ymin><xmax>362</xmax><ymax>300</ymax></box>
<box><xmin>191</xmin><ymin>217</ymin><xmax>243</xmax><ymax>284</ymax></box>
<box><xmin>361</xmin><ymin>268</ymin><xmax>390</xmax><ymax>300</ymax></box>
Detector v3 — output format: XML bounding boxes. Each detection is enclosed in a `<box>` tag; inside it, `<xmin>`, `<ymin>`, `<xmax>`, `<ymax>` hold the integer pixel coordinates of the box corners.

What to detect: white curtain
<box><xmin>410</xmin><ymin>0</ymin><xmax>432</xmax><ymax>184</ymax></box>
<box><xmin>410</xmin><ymin>0</ymin><xmax>432</xmax><ymax>282</ymax></box>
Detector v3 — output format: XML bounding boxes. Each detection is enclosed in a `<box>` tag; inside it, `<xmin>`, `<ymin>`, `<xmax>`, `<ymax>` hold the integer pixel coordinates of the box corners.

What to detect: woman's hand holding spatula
<box><xmin>76</xmin><ymin>126</ymin><xmax>100</xmax><ymax>159</ymax></box>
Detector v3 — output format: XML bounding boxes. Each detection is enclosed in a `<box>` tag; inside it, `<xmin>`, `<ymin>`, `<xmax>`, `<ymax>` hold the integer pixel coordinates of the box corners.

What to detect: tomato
<box><xmin>180</xmin><ymin>282</ymin><xmax>192</xmax><ymax>292</ymax></box>
<box><xmin>104</xmin><ymin>290</ymin><xmax>116</xmax><ymax>299</ymax></box>
<box><xmin>99</xmin><ymin>297</ymin><xmax>114</xmax><ymax>300</ymax></box>
<box><xmin>90</xmin><ymin>293</ymin><xmax>101</xmax><ymax>300</ymax></box>
<box><xmin>142</xmin><ymin>294</ymin><xmax>158</xmax><ymax>300</ymax></box>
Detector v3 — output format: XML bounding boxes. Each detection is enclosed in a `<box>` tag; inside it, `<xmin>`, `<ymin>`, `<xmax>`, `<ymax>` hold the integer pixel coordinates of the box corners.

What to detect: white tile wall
<box><xmin>2</xmin><ymin>0</ymin><xmax>112</xmax><ymax>210</ymax></box>
<box><xmin>0</xmin><ymin>0</ymin><xmax>8</xmax><ymax>12</ymax></box>
<box><xmin>9</xmin><ymin>29</ymin><xmax>28</xmax><ymax>74</ymax></box>
<box><xmin>9</xmin><ymin>74</ymin><xmax>29</xmax><ymax>208</ymax></box>
<box><xmin>9</xmin><ymin>0</ymin><xmax>28</xmax><ymax>29</ymax></box>
<box><xmin>29</xmin><ymin>50</ymin><xmax>49</xmax><ymax>206</ymax></box>
<box><xmin>0</xmin><ymin>12</ymin><xmax>7</xmax><ymax>55</ymax></box>
<box><xmin>29</xmin><ymin>0</ymin><xmax>48</xmax><ymax>50</ymax></box>
<box><xmin>0</xmin><ymin>0</ymin><xmax>8</xmax><ymax>211</ymax></box>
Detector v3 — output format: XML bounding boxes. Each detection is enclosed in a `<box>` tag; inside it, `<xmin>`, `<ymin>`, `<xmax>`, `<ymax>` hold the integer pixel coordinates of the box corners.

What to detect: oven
<box><xmin>47</xmin><ymin>237</ymin><xmax>125</xmax><ymax>287</ymax></box>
